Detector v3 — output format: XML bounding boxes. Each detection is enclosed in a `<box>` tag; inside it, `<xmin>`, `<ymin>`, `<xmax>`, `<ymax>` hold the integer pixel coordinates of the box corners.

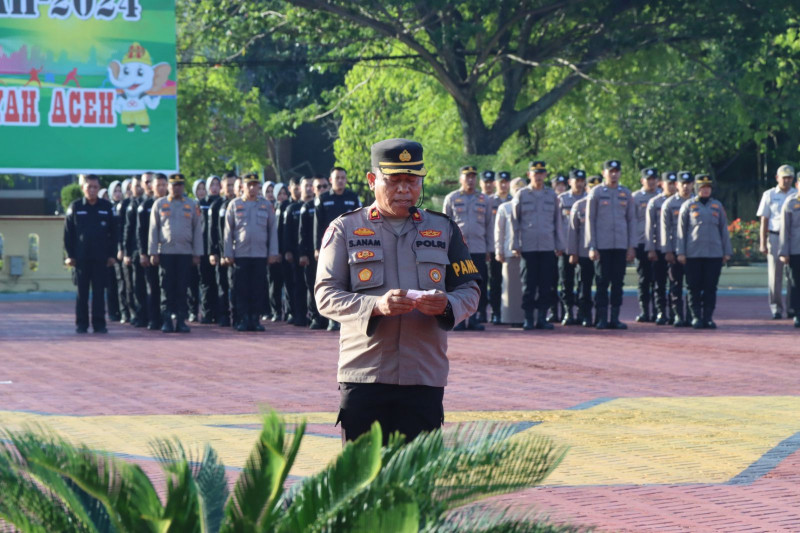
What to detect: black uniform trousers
<box><xmin>652</xmin><ymin>251</ymin><xmax>669</xmax><ymax>318</ymax></box>
<box><xmin>228</xmin><ymin>263</ymin><xmax>238</xmax><ymax>325</ymax></box>
<box><xmin>144</xmin><ymin>264</ymin><xmax>161</xmax><ymax>326</ymax></box>
<box><xmin>282</xmin><ymin>260</ymin><xmax>302</xmax><ymax>323</ymax></box>
<box><xmin>75</xmin><ymin>258</ymin><xmax>107</xmax><ymax>330</ymax></box>
<box><xmin>199</xmin><ymin>256</ymin><xmax>218</xmax><ymax>321</ymax></box>
<box><xmin>106</xmin><ymin>265</ymin><xmax>120</xmax><ymax>319</ymax></box>
<box><xmin>594</xmin><ymin>249</ymin><xmax>627</xmax><ymax>309</ymax></box>
<box><xmin>472</xmin><ymin>253</ymin><xmax>489</xmax><ymax>318</ymax></box>
<box><xmin>304</xmin><ymin>259</ymin><xmax>325</xmax><ymax>325</ymax></box>
<box><xmin>558</xmin><ymin>254</ymin><xmax>577</xmax><ymax>311</ymax></box>
<box><xmin>269</xmin><ymin>261</ymin><xmax>284</xmax><ymax>318</ymax></box>
<box><xmin>668</xmin><ymin>261</ymin><xmax>686</xmax><ymax>318</ymax></box>
<box><xmin>685</xmin><ymin>257</ymin><xmax>723</xmax><ymax>320</ymax></box>
<box><xmin>159</xmin><ymin>254</ymin><xmax>192</xmax><ymax>321</ymax></box>
<box><xmin>576</xmin><ymin>257</ymin><xmax>595</xmax><ymax>314</ymax></box>
<box><xmin>233</xmin><ymin>257</ymin><xmax>267</xmax><ymax>321</ymax></box>
<box><xmin>635</xmin><ymin>244</ymin><xmax>654</xmax><ymax>316</ymax></box>
<box><xmin>520</xmin><ymin>251</ymin><xmax>556</xmax><ymax>312</ymax></box>
<box><xmin>122</xmin><ymin>262</ymin><xmax>135</xmax><ymax>320</ymax></box>
<box><xmin>216</xmin><ymin>264</ymin><xmax>230</xmax><ymax>324</ymax></box>
<box><xmin>488</xmin><ymin>257</ymin><xmax>502</xmax><ymax>318</ymax></box>
<box><xmin>188</xmin><ymin>263</ymin><xmax>200</xmax><ymax>318</ymax></box>
<box><xmin>114</xmin><ymin>262</ymin><xmax>130</xmax><ymax>319</ymax></box>
<box><xmin>789</xmin><ymin>255</ymin><xmax>800</xmax><ymax>314</ymax></box>
<box><xmin>132</xmin><ymin>255</ymin><xmax>148</xmax><ymax>325</ymax></box>
<box><xmin>338</xmin><ymin>383</ymin><xmax>444</xmax><ymax>445</ymax></box>
<box><xmin>292</xmin><ymin>263</ymin><xmax>308</xmax><ymax>325</ymax></box>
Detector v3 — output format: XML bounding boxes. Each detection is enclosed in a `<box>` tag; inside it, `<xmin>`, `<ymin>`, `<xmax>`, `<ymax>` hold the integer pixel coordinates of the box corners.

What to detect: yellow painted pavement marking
<box><xmin>1</xmin><ymin>396</ymin><xmax>798</xmax><ymax>485</ymax></box>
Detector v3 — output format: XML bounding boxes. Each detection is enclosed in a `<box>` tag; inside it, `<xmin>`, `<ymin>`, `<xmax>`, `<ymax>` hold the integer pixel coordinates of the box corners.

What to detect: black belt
<box><xmin>769</xmin><ymin>230</ymin><xmax>779</xmax><ymax>235</ymax></box>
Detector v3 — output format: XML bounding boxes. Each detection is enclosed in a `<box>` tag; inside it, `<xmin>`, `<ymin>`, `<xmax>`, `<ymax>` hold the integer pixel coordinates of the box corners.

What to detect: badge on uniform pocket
<box><xmin>429</xmin><ymin>268</ymin><xmax>442</xmax><ymax>283</ymax></box>
<box><xmin>358</xmin><ymin>268</ymin><xmax>373</xmax><ymax>282</ymax></box>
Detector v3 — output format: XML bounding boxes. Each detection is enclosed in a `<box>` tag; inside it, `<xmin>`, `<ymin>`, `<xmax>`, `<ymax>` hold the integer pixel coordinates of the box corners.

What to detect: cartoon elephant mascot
<box><xmin>108</xmin><ymin>43</ymin><xmax>170</xmax><ymax>132</ymax></box>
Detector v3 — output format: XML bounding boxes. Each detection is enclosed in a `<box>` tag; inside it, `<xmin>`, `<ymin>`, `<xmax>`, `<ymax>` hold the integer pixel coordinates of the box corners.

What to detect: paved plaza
<box><xmin>1</xmin><ymin>292</ymin><xmax>799</xmax><ymax>532</ymax></box>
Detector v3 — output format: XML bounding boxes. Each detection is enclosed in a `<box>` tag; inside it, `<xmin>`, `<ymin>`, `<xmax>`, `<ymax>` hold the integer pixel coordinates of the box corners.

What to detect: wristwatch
<box><xmin>440</xmin><ymin>300</ymin><xmax>453</xmax><ymax>318</ymax></box>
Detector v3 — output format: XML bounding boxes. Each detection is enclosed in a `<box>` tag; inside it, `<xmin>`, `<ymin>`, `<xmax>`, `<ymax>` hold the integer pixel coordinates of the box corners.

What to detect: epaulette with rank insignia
<box><xmin>337</xmin><ymin>206</ymin><xmax>364</xmax><ymax>221</ymax></box>
<box><xmin>423</xmin><ymin>208</ymin><xmax>450</xmax><ymax>220</ymax></box>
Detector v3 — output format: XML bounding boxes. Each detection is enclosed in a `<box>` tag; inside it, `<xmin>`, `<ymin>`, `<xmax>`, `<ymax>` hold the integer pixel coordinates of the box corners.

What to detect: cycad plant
<box><xmin>0</xmin><ymin>411</ymin><xmax>583</xmax><ymax>532</ymax></box>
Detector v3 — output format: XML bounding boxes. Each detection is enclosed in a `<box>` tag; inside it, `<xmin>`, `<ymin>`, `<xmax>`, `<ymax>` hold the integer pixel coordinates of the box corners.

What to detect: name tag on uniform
<box><xmin>344</xmin><ymin>201</ymin><xmax>355</xmax><ymax>206</ymax></box>
<box><xmin>76</xmin><ymin>211</ymin><xmax>87</xmax><ymax>215</ymax></box>
<box><xmin>601</xmin><ymin>200</ymin><xmax>610</xmax><ymax>206</ymax></box>
<box><xmin>323</xmin><ymin>201</ymin><xmax>334</xmax><ymax>206</ymax></box>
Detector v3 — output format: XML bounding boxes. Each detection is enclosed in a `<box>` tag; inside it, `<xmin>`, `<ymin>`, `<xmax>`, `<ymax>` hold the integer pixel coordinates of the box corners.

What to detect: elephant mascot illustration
<box><xmin>108</xmin><ymin>43</ymin><xmax>171</xmax><ymax>132</ymax></box>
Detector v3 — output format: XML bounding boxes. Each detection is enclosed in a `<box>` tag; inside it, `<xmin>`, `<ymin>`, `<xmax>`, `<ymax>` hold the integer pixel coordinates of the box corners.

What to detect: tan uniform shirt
<box><xmin>585</xmin><ymin>184</ymin><xmax>637</xmax><ymax>251</ymax></box>
<box><xmin>632</xmin><ymin>189</ymin><xmax>659</xmax><ymax>245</ymax></box>
<box><xmin>315</xmin><ymin>205</ymin><xmax>481</xmax><ymax>387</ymax></box>
<box><xmin>442</xmin><ymin>190</ymin><xmax>494</xmax><ymax>254</ymax></box>
<box><xmin>676</xmin><ymin>197</ymin><xmax>733</xmax><ymax>258</ymax></box>
<box><xmin>223</xmin><ymin>197</ymin><xmax>279</xmax><ymax>258</ymax></box>
<box><xmin>660</xmin><ymin>194</ymin><xmax>692</xmax><ymax>254</ymax></box>
<box><xmin>645</xmin><ymin>193</ymin><xmax>670</xmax><ymax>253</ymax></box>
<box><xmin>567</xmin><ymin>197</ymin><xmax>590</xmax><ymax>258</ymax></box>
<box><xmin>511</xmin><ymin>186</ymin><xmax>565</xmax><ymax>252</ymax></box>
<box><xmin>148</xmin><ymin>195</ymin><xmax>203</xmax><ymax>256</ymax></box>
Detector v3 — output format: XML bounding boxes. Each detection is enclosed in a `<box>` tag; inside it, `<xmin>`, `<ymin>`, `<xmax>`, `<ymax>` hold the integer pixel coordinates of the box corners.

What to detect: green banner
<box><xmin>0</xmin><ymin>0</ymin><xmax>177</xmax><ymax>174</ymax></box>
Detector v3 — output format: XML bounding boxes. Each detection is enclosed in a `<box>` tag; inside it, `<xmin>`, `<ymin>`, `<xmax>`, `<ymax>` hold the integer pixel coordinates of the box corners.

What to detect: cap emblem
<box><xmin>399</xmin><ymin>150</ymin><xmax>412</xmax><ymax>162</ymax></box>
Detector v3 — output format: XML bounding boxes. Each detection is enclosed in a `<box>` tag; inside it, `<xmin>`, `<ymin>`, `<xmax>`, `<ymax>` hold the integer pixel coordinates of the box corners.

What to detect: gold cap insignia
<box><xmin>399</xmin><ymin>149</ymin><xmax>412</xmax><ymax>162</ymax></box>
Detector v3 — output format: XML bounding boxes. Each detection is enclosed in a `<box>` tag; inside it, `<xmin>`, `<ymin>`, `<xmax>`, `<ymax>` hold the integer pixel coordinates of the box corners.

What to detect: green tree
<box><xmin>0</xmin><ymin>412</ymin><xmax>578</xmax><ymax>532</ymax></box>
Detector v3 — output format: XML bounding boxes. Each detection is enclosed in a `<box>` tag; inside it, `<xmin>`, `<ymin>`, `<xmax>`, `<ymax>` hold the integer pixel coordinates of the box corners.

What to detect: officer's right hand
<box><xmin>511</xmin><ymin>250</ymin><xmax>521</xmax><ymax>258</ymax></box>
<box><xmin>314</xmin><ymin>250</ymin><xmax>320</xmax><ymax>261</ymax></box>
<box><xmin>760</xmin><ymin>244</ymin><xmax>768</xmax><ymax>255</ymax></box>
<box><xmin>495</xmin><ymin>253</ymin><xmax>504</xmax><ymax>263</ymax></box>
<box><xmin>665</xmin><ymin>252</ymin><xmax>675</xmax><ymax>264</ymax></box>
<box><xmin>677</xmin><ymin>254</ymin><xmax>687</xmax><ymax>265</ymax></box>
<box><xmin>569</xmin><ymin>254</ymin><xmax>578</xmax><ymax>265</ymax></box>
<box><xmin>65</xmin><ymin>257</ymin><xmax>75</xmax><ymax>267</ymax></box>
<box><xmin>647</xmin><ymin>250</ymin><xmax>657</xmax><ymax>262</ymax></box>
<box><xmin>117</xmin><ymin>251</ymin><xmax>123</xmax><ymax>261</ymax></box>
<box><xmin>209</xmin><ymin>255</ymin><xmax>218</xmax><ymax>266</ymax></box>
<box><xmin>373</xmin><ymin>289</ymin><xmax>414</xmax><ymax>317</ymax></box>
<box><xmin>123</xmin><ymin>256</ymin><xmax>132</xmax><ymax>266</ymax></box>
<box><xmin>780</xmin><ymin>255</ymin><xmax>789</xmax><ymax>264</ymax></box>
<box><xmin>150</xmin><ymin>254</ymin><xmax>159</xmax><ymax>266</ymax></box>
<box><xmin>140</xmin><ymin>254</ymin><xmax>150</xmax><ymax>267</ymax></box>
<box><xmin>299</xmin><ymin>255</ymin><xmax>309</xmax><ymax>267</ymax></box>
<box><xmin>224</xmin><ymin>256</ymin><xmax>234</xmax><ymax>266</ymax></box>
<box><xmin>285</xmin><ymin>251</ymin><xmax>294</xmax><ymax>263</ymax></box>
<box><xmin>589</xmin><ymin>249</ymin><xmax>599</xmax><ymax>261</ymax></box>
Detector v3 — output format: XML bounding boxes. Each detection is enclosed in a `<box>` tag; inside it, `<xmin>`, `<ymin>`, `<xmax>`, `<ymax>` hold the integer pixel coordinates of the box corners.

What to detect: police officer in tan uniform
<box><xmin>443</xmin><ymin>165</ymin><xmax>493</xmax><ymax>330</ymax></box>
<box><xmin>224</xmin><ymin>173</ymin><xmax>281</xmax><ymax>332</ymax></box>
<box><xmin>661</xmin><ymin>171</ymin><xmax>695</xmax><ymax>327</ymax></box>
<box><xmin>568</xmin><ymin>174</ymin><xmax>601</xmax><ymax>327</ymax></box>
<box><xmin>632</xmin><ymin>168</ymin><xmax>659</xmax><ymax>322</ymax></box>
<box><xmin>779</xmin><ymin>176</ymin><xmax>800</xmax><ymax>328</ymax></box>
<box><xmin>315</xmin><ymin>139</ymin><xmax>480</xmax><ymax>444</ymax></box>
<box><xmin>148</xmin><ymin>173</ymin><xmax>203</xmax><ymax>333</ymax></box>
<box><xmin>645</xmin><ymin>171</ymin><xmax>678</xmax><ymax>325</ymax></box>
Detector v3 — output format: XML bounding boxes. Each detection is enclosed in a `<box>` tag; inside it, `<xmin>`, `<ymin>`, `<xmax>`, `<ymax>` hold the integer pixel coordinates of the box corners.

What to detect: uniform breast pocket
<box><xmin>414</xmin><ymin>248</ymin><xmax>448</xmax><ymax>290</ymax></box>
<box><xmin>256</xmin><ymin>211</ymin><xmax>269</xmax><ymax>227</ymax></box>
<box><xmin>348</xmin><ymin>248</ymin><xmax>384</xmax><ymax>291</ymax></box>
<box><xmin>159</xmin><ymin>212</ymin><xmax>172</xmax><ymax>240</ymax></box>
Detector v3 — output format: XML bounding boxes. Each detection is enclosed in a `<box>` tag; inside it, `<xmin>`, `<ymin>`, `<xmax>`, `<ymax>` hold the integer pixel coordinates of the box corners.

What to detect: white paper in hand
<box><xmin>406</xmin><ymin>289</ymin><xmax>437</xmax><ymax>301</ymax></box>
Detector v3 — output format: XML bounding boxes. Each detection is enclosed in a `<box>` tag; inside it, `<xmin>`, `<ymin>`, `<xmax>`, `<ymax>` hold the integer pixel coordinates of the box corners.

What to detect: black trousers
<box><xmin>269</xmin><ymin>261</ymin><xmax>284</xmax><ymax>317</ymax></box>
<box><xmin>122</xmin><ymin>262</ymin><xmax>135</xmax><ymax>319</ymax></box>
<box><xmin>199</xmin><ymin>256</ymin><xmax>218</xmax><ymax>321</ymax></box>
<box><xmin>144</xmin><ymin>264</ymin><xmax>160</xmax><ymax>326</ymax></box>
<box><xmin>472</xmin><ymin>253</ymin><xmax>488</xmax><ymax>318</ymax></box>
<box><xmin>132</xmin><ymin>255</ymin><xmax>148</xmax><ymax>324</ymax></box>
<box><xmin>488</xmin><ymin>257</ymin><xmax>502</xmax><ymax>318</ymax></box>
<box><xmin>228</xmin><ymin>262</ymin><xmax>238</xmax><ymax>325</ymax></box>
<box><xmin>685</xmin><ymin>257</ymin><xmax>723</xmax><ymax>320</ymax></box>
<box><xmin>304</xmin><ymin>259</ymin><xmax>324</xmax><ymax>324</ymax></box>
<box><xmin>75</xmin><ymin>258</ymin><xmax>107</xmax><ymax>329</ymax></box>
<box><xmin>216</xmin><ymin>264</ymin><xmax>230</xmax><ymax>324</ymax></box>
<box><xmin>521</xmin><ymin>251</ymin><xmax>556</xmax><ymax>312</ymax></box>
<box><xmin>789</xmin><ymin>255</ymin><xmax>800</xmax><ymax>314</ymax></box>
<box><xmin>576</xmin><ymin>256</ymin><xmax>595</xmax><ymax>313</ymax></box>
<box><xmin>652</xmin><ymin>251</ymin><xmax>669</xmax><ymax>317</ymax></box>
<box><xmin>159</xmin><ymin>254</ymin><xmax>192</xmax><ymax>320</ymax></box>
<box><xmin>668</xmin><ymin>260</ymin><xmax>686</xmax><ymax>317</ymax></box>
<box><xmin>338</xmin><ymin>383</ymin><xmax>444</xmax><ymax>445</ymax></box>
<box><xmin>106</xmin><ymin>265</ymin><xmax>120</xmax><ymax>318</ymax></box>
<box><xmin>114</xmin><ymin>262</ymin><xmax>130</xmax><ymax>319</ymax></box>
<box><xmin>559</xmin><ymin>254</ymin><xmax>577</xmax><ymax>310</ymax></box>
<box><xmin>188</xmin><ymin>263</ymin><xmax>200</xmax><ymax>317</ymax></box>
<box><xmin>234</xmin><ymin>257</ymin><xmax>267</xmax><ymax>320</ymax></box>
<box><xmin>635</xmin><ymin>244</ymin><xmax>654</xmax><ymax>315</ymax></box>
<box><xmin>594</xmin><ymin>249</ymin><xmax>627</xmax><ymax>309</ymax></box>
<box><xmin>282</xmin><ymin>260</ymin><xmax>302</xmax><ymax>322</ymax></box>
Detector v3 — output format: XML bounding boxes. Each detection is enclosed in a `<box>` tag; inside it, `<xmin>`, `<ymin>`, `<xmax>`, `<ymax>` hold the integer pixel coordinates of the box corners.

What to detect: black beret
<box><xmin>569</xmin><ymin>169</ymin><xmax>587</xmax><ymax>180</ymax></box>
<box><xmin>371</xmin><ymin>138</ymin><xmax>427</xmax><ymax>176</ymax></box>
<box><xmin>678</xmin><ymin>171</ymin><xmax>694</xmax><ymax>182</ymax></box>
<box><xmin>481</xmin><ymin>170</ymin><xmax>496</xmax><ymax>181</ymax></box>
<box><xmin>552</xmin><ymin>174</ymin><xmax>567</xmax><ymax>184</ymax></box>
<box><xmin>641</xmin><ymin>167</ymin><xmax>657</xmax><ymax>178</ymax></box>
<box><xmin>587</xmin><ymin>175</ymin><xmax>603</xmax><ymax>185</ymax></box>
<box><xmin>604</xmin><ymin>160</ymin><xmax>621</xmax><ymax>170</ymax></box>
<box><xmin>662</xmin><ymin>171</ymin><xmax>677</xmax><ymax>182</ymax></box>
<box><xmin>498</xmin><ymin>171</ymin><xmax>511</xmax><ymax>181</ymax></box>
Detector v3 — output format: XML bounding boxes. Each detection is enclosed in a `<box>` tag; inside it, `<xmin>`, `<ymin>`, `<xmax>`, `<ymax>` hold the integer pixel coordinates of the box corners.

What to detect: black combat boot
<box><xmin>491</xmin><ymin>312</ymin><xmax>502</xmax><ymax>325</ymax></box>
<box><xmin>250</xmin><ymin>315</ymin><xmax>266</xmax><ymax>332</ymax></box>
<box><xmin>536</xmin><ymin>309</ymin><xmax>554</xmax><ymax>330</ymax></box>
<box><xmin>175</xmin><ymin>318</ymin><xmax>191</xmax><ymax>333</ymax></box>
<box><xmin>522</xmin><ymin>310</ymin><xmax>535</xmax><ymax>331</ymax></box>
<box><xmin>595</xmin><ymin>307</ymin><xmax>609</xmax><ymax>329</ymax></box>
<box><xmin>561</xmin><ymin>307</ymin><xmax>577</xmax><ymax>326</ymax></box>
<box><xmin>655</xmin><ymin>312</ymin><xmax>668</xmax><ymax>325</ymax></box>
<box><xmin>236</xmin><ymin>315</ymin><xmax>249</xmax><ymax>332</ymax></box>
<box><xmin>161</xmin><ymin>318</ymin><xmax>175</xmax><ymax>333</ymax></box>
<box><xmin>609</xmin><ymin>307</ymin><xmax>628</xmax><ymax>329</ymax></box>
<box><xmin>467</xmin><ymin>314</ymin><xmax>485</xmax><ymax>331</ymax></box>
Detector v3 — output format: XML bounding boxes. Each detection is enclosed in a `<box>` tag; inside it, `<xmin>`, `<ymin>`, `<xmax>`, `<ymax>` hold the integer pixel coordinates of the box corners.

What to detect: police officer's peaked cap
<box><xmin>529</xmin><ymin>160</ymin><xmax>547</xmax><ymax>172</ymax></box>
<box><xmin>641</xmin><ymin>167</ymin><xmax>657</xmax><ymax>179</ymax></box>
<box><xmin>371</xmin><ymin>138</ymin><xmax>427</xmax><ymax>177</ymax></box>
<box><xmin>460</xmin><ymin>165</ymin><xmax>477</xmax><ymax>175</ymax></box>
<box><xmin>587</xmin><ymin>174</ymin><xmax>603</xmax><ymax>185</ymax></box>
<box><xmin>662</xmin><ymin>171</ymin><xmax>678</xmax><ymax>182</ymax></box>
<box><xmin>678</xmin><ymin>171</ymin><xmax>694</xmax><ymax>182</ymax></box>
<box><xmin>498</xmin><ymin>171</ymin><xmax>511</xmax><ymax>181</ymax></box>
<box><xmin>481</xmin><ymin>170</ymin><xmax>496</xmax><ymax>181</ymax></box>
<box><xmin>777</xmin><ymin>164</ymin><xmax>795</xmax><ymax>177</ymax></box>
<box><xmin>603</xmin><ymin>160</ymin><xmax>621</xmax><ymax>170</ymax></box>
<box><xmin>552</xmin><ymin>174</ymin><xmax>567</xmax><ymax>184</ymax></box>
<box><xmin>695</xmin><ymin>174</ymin><xmax>713</xmax><ymax>187</ymax></box>
<box><xmin>569</xmin><ymin>169</ymin><xmax>587</xmax><ymax>180</ymax></box>
<box><xmin>245</xmin><ymin>175</ymin><xmax>261</xmax><ymax>184</ymax></box>
<box><xmin>168</xmin><ymin>173</ymin><xmax>185</xmax><ymax>184</ymax></box>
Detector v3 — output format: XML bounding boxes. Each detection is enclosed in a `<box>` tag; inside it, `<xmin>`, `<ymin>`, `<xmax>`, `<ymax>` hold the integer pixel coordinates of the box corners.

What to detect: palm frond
<box><xmin>4</xmin><ymin>426</ymin><xmax>163</xmax><ymax>533</ymax></box>
<box><xmin>277</xmin><ymin>422</ymin><xmax>382</xmax><ymax>532</ymax></box>
<box><xmin>426</xmin><ymin>505</ymin><xmax>589</xmax><ymax>533</ymax></box>
<box><xmin>318</xmin><ymin>483</ymin><xmax>419</xmax><ymax>533</ymax></box>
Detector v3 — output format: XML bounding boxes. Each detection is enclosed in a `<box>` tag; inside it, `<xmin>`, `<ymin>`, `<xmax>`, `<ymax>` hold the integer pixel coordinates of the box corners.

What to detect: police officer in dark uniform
<box><xmin>123</xmin><ymin>173</ymin><xmax>150</xmax><ymax>327</ymax></box>
<box><xmin>283</xmin><ymin>177</ymin><xmax>313</xmax><ymax>326</ymax></box>
<box><xmin>313</xmin><ymin>167</ymin><xmax>362</xmax><ymax>331</ymax></box>
<box><xmin>114</xmin><ymin>178</ymin><xmax>133</xmax><ymax>323</ymax></box>
<box><xmin>488</xmin><ymin>171</ymin><xmax>512</xmax><ymax>324</ymax></box>
<box><xmin>558</xmin><ymin>169</ymin><xmax>587</xmax><ymax>325</ymax></box>
<box><xmin>64</xmin><ymin>174</ymin><xmax>117</xmax><ymax>334</ymax></box>
<box><xmin>136</xmin><ymin>173</ymin><xmax>167</xmax><ymax>330</ymax></box>
<box><xmin>300</xmin><ymin>176</ymin><xmax>329</xmax><ymax>329</ymax></box>
<box><xmin>271</xmin><ymin>183</ymin><xmax>292</xmax><ymax>321</ymax></box>
<box><xmin>209</xmin><ymin>172</ymin><xmax>237</xmax><ymax>327</ymax></box>
<box><xmin>198</xmin><ymin>175</ymin><xmax>220</xmax><ymax>323</ymax></box>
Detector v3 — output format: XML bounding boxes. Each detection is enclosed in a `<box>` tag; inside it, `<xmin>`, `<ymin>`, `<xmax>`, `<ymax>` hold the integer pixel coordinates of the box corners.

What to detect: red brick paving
<box><xmin>1</xmin><ymin>294</ymin><xmax>799</xmax><ymax>531</ymax></box>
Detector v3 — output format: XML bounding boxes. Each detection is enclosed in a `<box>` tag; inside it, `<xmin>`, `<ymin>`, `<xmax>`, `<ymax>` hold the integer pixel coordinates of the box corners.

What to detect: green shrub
<box><xmin>60</xmin><ymin>183</ymin><xmax>82</xmax><ymax>210</ymax></box>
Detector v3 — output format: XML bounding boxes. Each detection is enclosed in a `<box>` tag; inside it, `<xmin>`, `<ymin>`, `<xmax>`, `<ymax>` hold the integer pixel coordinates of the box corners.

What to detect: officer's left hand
<box><xmin>65</xmin><ymin>257</ymin><xmax>75</xmax><ymax>267</ymax></box>
<box><xmin>677</xmin><ymin>254</ymin><xmax>687</xmax><ymax>265</ymax></box>
<box><xmin>106</xmin><ymin>257</ymin><xmax>116</xmax><ymax>267</ymax></box>
<box><xmin>485</xmin><ymin>252</ymin><xmax>491</xmax><ymax>262</ymax></box>
<box><xmin>555</xmin><ymin>250</ymin><xmax>563</xmax><ymax>257</ymax></box>
<box><xmin>415</xmin><ymin>290</ymin><xmax>448</xmax><ymax>316</ymax></box>
<box><xmin>268</xmin><ymin>254</ymin><xmax>281</xmax><ymax>265</ymax></box>
<box><xmin>626</xmin><ymin>247</ymin><xmax>635</xmax><ymax>262</ymax></box>
<box><xmin>192</xmin><ymin>256</ymin><xmax>200</xmax><ymax>266</ymax></box>
<box><xmin>723</xmin><ymin>255</ymin><xmax>731</xmax><ymax>264</ymax></box>
<box><xmin>123</xmin><ymin>256</ymin><xmax>132</xmax><ymax>266</ymax></box>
